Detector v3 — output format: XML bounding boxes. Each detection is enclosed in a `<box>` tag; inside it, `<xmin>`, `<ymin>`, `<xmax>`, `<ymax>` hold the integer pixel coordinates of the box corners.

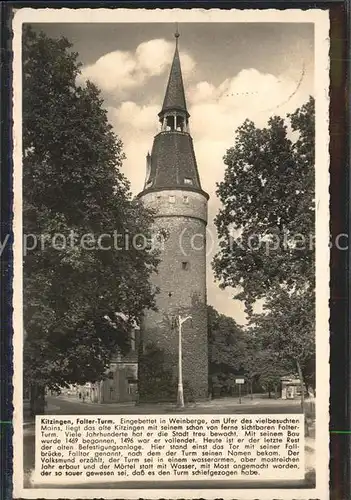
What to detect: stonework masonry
<box><xmin>139</xmin><ymin>190</ymin><xmax>208</xmax><ymax>400</ymax></box>
<box><xmin>141</xmin><ymin>189</ymin><xmax>207</xmax><ymax>222</ymax></box>
<box><xmin>137</xmin><ymin>34</ymin><xmax>209</xmax><ymax>402</ymax></box>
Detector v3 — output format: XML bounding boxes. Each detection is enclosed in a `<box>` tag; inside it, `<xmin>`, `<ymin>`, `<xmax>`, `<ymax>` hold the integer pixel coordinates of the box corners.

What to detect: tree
<box><xmin>239</xmin><ymin>329</ymin><xmax>287</xmax><ymax>399</ymax></box>
<box><xmin>241</xmin><ymin>332</ymin><xmax>261</xmax><ymax>399</ymax></box>
<box><xmin>213</xmin><ymin>98</ymin><xmax>315</xmax><ymax>403</ymax></box>
<box><xmin>207</xmin><ymin>305</ymin><xmax>247</xmax><ymax>396</ymax></box>
<box><xmin>252</xmin><ymin>287</ymin><xmax>315</xmax><ymax>402</ymax></box>
<box><xmin>257</xmin><ymin>349</ymin><xmax>287</xmax><ymax>399</ymax></box>
<box><xmin>22</xmin><ymin>26</ymin><xmax>158</xmax><ymax>414</ymax></box>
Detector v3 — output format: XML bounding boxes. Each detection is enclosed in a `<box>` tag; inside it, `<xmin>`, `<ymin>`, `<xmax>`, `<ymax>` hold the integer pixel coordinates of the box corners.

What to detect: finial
<box><xmin>174</xmin><ymin>22</ymin><xmax>180</xmax><ymax>47</ymax></box>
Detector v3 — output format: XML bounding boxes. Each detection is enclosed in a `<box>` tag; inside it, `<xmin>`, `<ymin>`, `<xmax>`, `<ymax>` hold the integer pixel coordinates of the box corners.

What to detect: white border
<box><xmin>12</xmin><ymin>8</ymin><xmax>330</xmax><ymax>500</ymax></box>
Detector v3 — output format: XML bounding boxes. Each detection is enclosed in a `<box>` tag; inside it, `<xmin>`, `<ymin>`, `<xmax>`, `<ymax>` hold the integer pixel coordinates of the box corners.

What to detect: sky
<box><xmin>32</xmin><ymin>22</ymin><xmax>314</xmax><ymax>324</ymax></box>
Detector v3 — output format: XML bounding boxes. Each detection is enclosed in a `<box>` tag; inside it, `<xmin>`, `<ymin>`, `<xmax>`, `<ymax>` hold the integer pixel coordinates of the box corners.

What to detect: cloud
<box><xmin>78</xmin><ymin>38</ymin><xmax>195</xmax><ymax>96</ymax></box>
<box><xmin>79</xmin><ymin>51</ymin><xmax>138</xmax><ymax>93</ymax></box>
<box><xmin>177</xmin><ymin>53</ymin><xmax>195</xmax><ymax>75</ymax></box>
<box><xmin>109</xmin><ymin>102</ymin><xmax>159</xmax><ymax>133</ymax></box>
<box><xmin>107</xmin><ymin>102</ymin><xmax>159</xmax><ymax>193</ymax></box>
<box><xmin>135</xmin><ymin>39</ymin><xmax>174</xmax><ymax>76</ymax></box>
<box><xmin>135</xmin><ymin>39</ymin><xmax>195</xmax><ymax>77</ymax></box>
<box><xmin>186</xmin><ymin>67</ymin><xmax>311</xmax><ymax>199</ymax></box>
<box><xmin>188</xmin><ymin>68</ymin><xmax>310</xmax><ymax>141</ymax></box>
<box><xmin>188</xmin><ymin>81</ymin><xmax>216</xmax><ymax>103</ymax></box>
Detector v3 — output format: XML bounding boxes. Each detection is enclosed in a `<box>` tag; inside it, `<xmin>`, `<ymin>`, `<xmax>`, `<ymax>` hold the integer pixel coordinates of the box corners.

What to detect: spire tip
<box><xmin>174</xmin><ymin>23</ymin><xmax>180</xmax><ymax>45</ymax></box>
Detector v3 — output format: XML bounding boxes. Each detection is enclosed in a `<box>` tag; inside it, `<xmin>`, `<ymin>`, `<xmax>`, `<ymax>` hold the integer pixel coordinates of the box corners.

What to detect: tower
<box><xmin>138</xmin><ymin>31</ymin><xmax>209</xmax><ymax>402</ymax></box>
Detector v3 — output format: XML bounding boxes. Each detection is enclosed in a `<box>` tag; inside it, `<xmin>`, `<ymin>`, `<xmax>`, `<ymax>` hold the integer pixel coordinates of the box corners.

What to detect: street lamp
<box><xmin>177</xmin><ymin>314</ymin><xmax>192</xmax><ymax>408</ymax></box>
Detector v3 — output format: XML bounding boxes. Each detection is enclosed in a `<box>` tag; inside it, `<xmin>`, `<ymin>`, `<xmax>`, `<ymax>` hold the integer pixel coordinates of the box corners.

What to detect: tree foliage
<box><xmin>207</xmin><ymin>305</ymin><xmax>299</xmax><ymax>398</ymax></box>
<box><xmin>22</xmin><ymin>26</ymin><xmax>158</xmax><ymax>397</ymax></box>
<box><xmin>252</xmin><ymin>288</ymin><xmax>315</xmax><ymax>390</ymax></box>
<box><xmin>213</xmin><ymin>98</ymin><xmax>315</xmax><ymax>390</ymax></box>
<box><xmin>208</xmin><ymin>305</ymin><xmax>248</xmax><ymax>393</ymax></box>
<box><xmin>213</xmin><ymin>97</ymin><xmax>315</xmax><ymax>308</ymax></box>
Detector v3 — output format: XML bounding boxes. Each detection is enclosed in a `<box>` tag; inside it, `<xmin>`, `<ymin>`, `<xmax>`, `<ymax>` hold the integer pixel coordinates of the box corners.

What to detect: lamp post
<box><xmin>177</xmin><ymin>314</ymin><xmax>192</xmax><ymax>408</ymax></box>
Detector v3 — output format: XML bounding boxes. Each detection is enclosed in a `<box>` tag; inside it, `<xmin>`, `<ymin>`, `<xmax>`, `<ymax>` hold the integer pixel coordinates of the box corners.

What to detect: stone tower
<box><xmin>138</xmin><ymin>32</ymin><xmax>209</xmax><ymax>402</ymax></box>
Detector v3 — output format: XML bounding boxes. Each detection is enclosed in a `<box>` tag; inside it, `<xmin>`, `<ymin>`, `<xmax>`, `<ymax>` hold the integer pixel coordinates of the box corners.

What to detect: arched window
<box><xmin>176</xmin><ymin>115</ymin><xmax>185</xmax><ymax>131</ymax></box>
<box><xmin>166</xmin><ymin>116</ymin><xmax>175</xmax><ymax>131</ymax></box>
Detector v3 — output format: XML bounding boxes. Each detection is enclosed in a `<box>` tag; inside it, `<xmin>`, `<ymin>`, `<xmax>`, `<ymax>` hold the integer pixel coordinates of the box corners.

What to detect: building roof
<box><xmin>159</xmin><ymin>44</ymin><xmax>188</xmax><ymax>116</ymax></box>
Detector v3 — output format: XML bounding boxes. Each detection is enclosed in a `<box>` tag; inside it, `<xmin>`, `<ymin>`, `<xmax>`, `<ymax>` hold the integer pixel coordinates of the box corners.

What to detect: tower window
<box><xmin>181</xmin><ymin>261</ymin><xmax>189</xmax><ymax>270</ymax></box>
<box><xmin>184</xmin><ymin>178</ymin><xmax>193</xmax><ymax>185</ymax></box>
<box><xmin>176</xmin><ymin>116</ymin><xmax>185</xmax><ymax>132</ymax></box>
<box><xmin>166</xmin><ymin>116</ymin><xmax>175</xmax><ymax>131</ymax></box>
<box><xmin>169</xmin><ymin>195</ymin><xmax>175</xmax><ymax>203</ymax></box>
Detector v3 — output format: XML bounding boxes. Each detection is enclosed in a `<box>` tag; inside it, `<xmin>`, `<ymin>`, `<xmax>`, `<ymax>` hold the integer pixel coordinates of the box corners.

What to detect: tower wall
<box><xmin>138</xmin><ymin>189</ymin><xmax>208</xmax><ymax>401</ymax></box>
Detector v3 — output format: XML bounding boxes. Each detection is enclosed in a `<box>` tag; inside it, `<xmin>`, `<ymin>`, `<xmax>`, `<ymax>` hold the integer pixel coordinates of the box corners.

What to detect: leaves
<box><xmin>251</xmin><ymin>287</ymin><xmax>315</xmax><ymax>382</ymax></box>
<box><xmin>22</xmin><ymin>26</ymin><xmax>158</xmax><ymax>391</ymax></box>
<box><xmin>213</xmin><ymin>98</ymin><xmax>315</xmax><ymax>309</ymax></box>
<box><xmin>208</xmin><ymin>306</ymin><xmax>248</xmax><ymax>385</ymax></box>
<box><xmin>212</xmin><ymin>98</ymin><xmax>315</xmax><ymax>389</ymax></box>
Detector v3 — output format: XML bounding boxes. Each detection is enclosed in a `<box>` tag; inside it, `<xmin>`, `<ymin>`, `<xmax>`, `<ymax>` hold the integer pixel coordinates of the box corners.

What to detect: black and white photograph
<box><xmin>12</xmin><ymin>8</ymin><xmax>329</xmax><ymax>500</ymax></box>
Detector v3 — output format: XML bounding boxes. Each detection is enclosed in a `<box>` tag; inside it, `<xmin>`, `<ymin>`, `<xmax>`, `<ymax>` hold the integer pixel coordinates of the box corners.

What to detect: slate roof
<box><xmin>159</xmin><ymin>45</ymin><xmax>188</xmax><ymax>116</ymax></box>
<box><xmin>141</xmin><ymin>132</ymin><xmax>210</xmax><ymax>197</ymax></box>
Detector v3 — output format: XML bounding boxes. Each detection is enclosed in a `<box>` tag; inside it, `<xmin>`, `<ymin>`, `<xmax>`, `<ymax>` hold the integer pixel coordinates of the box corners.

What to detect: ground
<box><xmin>22</xmin><ymin>394</ymin><xmax>315</xmax><ymax>490</ymax></box>
<box><xmin>32</xmin><ymin>393</ymin><xmax>305</xmax><ymax>415</ymax></box>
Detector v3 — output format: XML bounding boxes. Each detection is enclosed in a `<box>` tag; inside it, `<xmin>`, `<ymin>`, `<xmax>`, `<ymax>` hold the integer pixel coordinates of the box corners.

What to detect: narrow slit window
<box><xmin>182</xmin><ymin>261</ymin><xmax>189</xmax><ymax>270</ymax></box>
<box><xmin>183</xmin><ymin>196</ymin><xmax>189</xmax><ymax>204</ymax></box>
<box><xmin>130</xmin><ymin>331</ymin><xmax>136</xmax><ymax>351</ymax></box>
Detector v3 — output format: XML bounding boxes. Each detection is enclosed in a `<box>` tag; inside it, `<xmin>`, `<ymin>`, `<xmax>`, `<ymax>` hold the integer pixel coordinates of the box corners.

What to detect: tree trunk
<box><xmin>268</xmin><ymin>390</ymin><xmax>271</xmax><ymax>399</ymax></box>
<box><xmin>296</xmin><ymin>360</ymin><xmax>305</xmax><ymax>412</ymax></box>
<box><xmin>98</xmin><ymin>380</ymin><xmax>104</xmax><ymax>404</ymax></box>
<box><xmin>250</xmin><ymin>380</ymin><xmax>253</xmax><ymax>400</ymax></box>
<box><xmin>30</xmin><ymin>384</ymin><xmax>46</xmax><ymax>416</ymax></box>
<box><xmin>274</xmin><ymin>385</ymin><xmax>278</xmax><ymax>399</ymax></box>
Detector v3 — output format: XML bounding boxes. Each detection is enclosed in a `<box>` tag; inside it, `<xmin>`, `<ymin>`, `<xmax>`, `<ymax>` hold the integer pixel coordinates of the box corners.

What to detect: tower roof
<box><xmin>159</xmin><ymin>34</ymin><xmax>188</xmax><ymax>116</ymax></box>
<box><xmin>138</xmin><ymin>29</ymin><xmax>209</xmax><ymax>201</ymax></box>
<box><xmin>146</xmin><ymin>133</ymin><xmax>204</xmax><ymax>192</ymax></box>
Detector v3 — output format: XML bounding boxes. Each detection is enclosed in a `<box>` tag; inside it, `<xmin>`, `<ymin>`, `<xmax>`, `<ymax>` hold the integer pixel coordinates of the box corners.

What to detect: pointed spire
<box><xmin>138</xmin><ymin>25</ymin><xmax>209</xmax><ymax>200</ymax></box>
<box><xmin>159</xmin><ymin>27</ymin><xmax>188</xmax><ymax>116</ymax></box>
